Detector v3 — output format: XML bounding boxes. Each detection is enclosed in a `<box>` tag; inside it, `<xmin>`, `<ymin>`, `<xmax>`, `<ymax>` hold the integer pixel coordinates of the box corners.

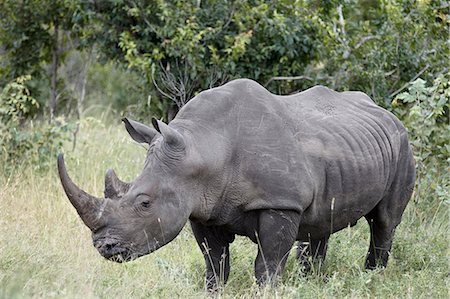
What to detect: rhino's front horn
<box><xmin>57</xmin><ymin>154</ymin><xmax>104</xmax><ymax>231</ymax></box>
<box><xmin>104</xmin><ymin>169</ymin><xmax>131</xmax><ymax>199</ymax></box>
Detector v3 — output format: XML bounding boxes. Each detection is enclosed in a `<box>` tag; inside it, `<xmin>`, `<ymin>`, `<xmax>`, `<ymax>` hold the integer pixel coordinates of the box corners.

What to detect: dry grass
<box><xmin>1</xmin><ymin>120</ymin><xmax>449</xmax><ymax>298</ymax></box>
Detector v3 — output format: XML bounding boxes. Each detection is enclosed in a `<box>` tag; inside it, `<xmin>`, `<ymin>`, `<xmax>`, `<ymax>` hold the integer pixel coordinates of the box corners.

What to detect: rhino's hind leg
<box><xmin>296</xmin><ymin>236</ymin><xmax>329</xmax><ymax>272</ymax></box>
<box><xmin>254</xmin><ymin>209</ymin><xmax>301</xmax><ymax>285</ymax></box>
<box><xmin>364</xmin><ymin>152</ymin><xmax>415</xmax><ymax>269</ymax></box>
<box><xmin>190</xmin><ymin>221</ymin><xmax>235</xmax><ymax>291</ymax></box>
<box><xmin>364</xmin><ymin>188</ymin><xmax>412</xmax><ymax>269</ymax></box>
<box><xmin>364</xmin><ymin>213</ymin><xmax>396</xmax><ymax>269</ymax></box>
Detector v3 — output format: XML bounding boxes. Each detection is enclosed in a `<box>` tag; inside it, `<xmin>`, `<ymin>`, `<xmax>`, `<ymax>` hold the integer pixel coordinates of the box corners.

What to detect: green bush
<box><xmin>95</xmin><ymin>0</ymin><xmax>319</xmax><ymax>112</ymax></box>
<box><xmin>313</xmin><ymin>1</ymin><xmax>448</xmax><ymax>106</ymax></box>
<box><xmin>84</xmin><ymin>61</ymin><xmax>169</xmax><ymax>122</ymax></box>
<box><xmin>0</xmin><ymin>75</ymin><xmax>75</xmax><ymax>172</ymax></box>
<box><xmin>0</xmin><ymin>75</ymin><xmax>40</xmax><ymax>122</ymax></box>
<box><xmin>393</xmin><ymin>72</ymin><xmax>450</xmax><ymax>219</ymax></box>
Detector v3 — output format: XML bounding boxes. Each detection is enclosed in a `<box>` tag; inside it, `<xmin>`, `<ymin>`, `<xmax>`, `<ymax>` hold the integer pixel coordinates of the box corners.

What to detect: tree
<box><xmin>0</xmin><ymin>0</ymin><xmax>90</xmax><ymax>120</ymax></box>
<box><xmin>310</xmin><ymin>0</ymin><xmax>449</xmax><ymax>105</ymax></box>
<box><xmin>89</xmin><ymin>0</ymin><xmax>320</xmax><ymax>119</ymax></box>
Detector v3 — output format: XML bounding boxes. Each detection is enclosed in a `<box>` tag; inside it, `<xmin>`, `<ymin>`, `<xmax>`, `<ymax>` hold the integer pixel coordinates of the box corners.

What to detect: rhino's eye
<box><xmin>136</xmin><ymin>194</ymin><xmax>152</xmax><ymax>209</ymax></box>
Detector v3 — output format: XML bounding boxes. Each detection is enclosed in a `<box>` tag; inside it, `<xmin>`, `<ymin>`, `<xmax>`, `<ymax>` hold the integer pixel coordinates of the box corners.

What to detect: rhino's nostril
<box><xmin>95</xmin><ymin>240</ymin><xmax>120</xmax><ymax>254</ymax></box>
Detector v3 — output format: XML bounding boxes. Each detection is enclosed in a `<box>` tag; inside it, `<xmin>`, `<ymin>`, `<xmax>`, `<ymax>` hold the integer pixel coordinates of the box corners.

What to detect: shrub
<box><xmin>0</xmin><ymin>75</ymin><xmax>75</xmax><ymax>172</ymax></box>
<box><xmin>393</xmin><ymin>72</ymin><xmax>450</xmax><ymax>219</ymax></box>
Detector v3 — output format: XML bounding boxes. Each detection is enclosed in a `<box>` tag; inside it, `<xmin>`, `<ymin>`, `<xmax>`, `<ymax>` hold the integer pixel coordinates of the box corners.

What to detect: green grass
<box><xmin>1</xmin><ymin>120</ymin><xmax>449</xmax><ymax>298</ymax></box>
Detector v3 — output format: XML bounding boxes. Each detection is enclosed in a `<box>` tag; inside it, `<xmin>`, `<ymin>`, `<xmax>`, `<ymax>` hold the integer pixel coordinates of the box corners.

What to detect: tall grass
<box><xmin>1</xmin><ymin>119</ymin><xmax>448</xmax><ymax>298</ymax></box>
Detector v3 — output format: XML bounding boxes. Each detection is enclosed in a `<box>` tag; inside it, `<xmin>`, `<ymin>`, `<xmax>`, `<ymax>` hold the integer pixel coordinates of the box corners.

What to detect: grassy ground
<box><xmin>1</xmin><ymin>120</ymin><xmax>449</xmax><ymax>298</ymax></box>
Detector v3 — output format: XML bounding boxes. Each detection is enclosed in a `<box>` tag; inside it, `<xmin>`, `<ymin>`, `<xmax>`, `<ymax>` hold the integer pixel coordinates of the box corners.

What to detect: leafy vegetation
<box><xmin>393</xmin><ymin>73</ymin><xmax>449</xmax><ymax>220</ymax></box>
<box><xmin>96</xmin><ymin>0</ymin><xmax>449</xmax><ymax>107</ymax></box>
<box><xmin>0</xmin><ymin>0</ymin><xmax>448</xmax><ymax>297</ymax></box>
<box><xmin>0</xmin><ymin>76</ymin><xmax>74</xmax><ymax>172</ymax></box>
<box><xmin>0</xmin><ymin>0</ymin><xmax>91</xmax><ymax>118</ymax></box>
<box><xmin>313</xmin><ymin>0</ymin><xmax>448</xmax><ymax>105</ymax></box>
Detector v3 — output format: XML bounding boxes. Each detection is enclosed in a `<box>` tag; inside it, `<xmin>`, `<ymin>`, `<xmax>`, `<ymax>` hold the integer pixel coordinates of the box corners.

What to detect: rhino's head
<box><xmin>58</xmin><ymin>118</ymin><xmax>202</xmax><ymax>263</ymax></box>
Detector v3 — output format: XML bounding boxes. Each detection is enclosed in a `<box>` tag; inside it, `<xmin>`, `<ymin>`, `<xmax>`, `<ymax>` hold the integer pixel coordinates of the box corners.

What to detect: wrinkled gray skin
<box><xmin>58</xmin><ymin>79</ymin><xmax>415</xmax><ymax>289</ymax></box>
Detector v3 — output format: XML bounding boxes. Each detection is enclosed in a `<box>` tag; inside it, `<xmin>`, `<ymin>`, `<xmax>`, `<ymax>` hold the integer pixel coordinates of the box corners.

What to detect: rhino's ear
<box><xmin>151</xmin><ymin>118</ymin><xmax>185</xmax><ymax>151</ymax></box>
<box><xmin>122</xmin><ymin>117</ymin><xmax>159</xmax><ymax>144</ymax></box>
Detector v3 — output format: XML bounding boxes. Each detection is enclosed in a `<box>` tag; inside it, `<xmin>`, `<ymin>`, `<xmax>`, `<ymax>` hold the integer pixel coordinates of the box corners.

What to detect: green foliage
<box><xmin>86</xmin><ymin>0</ymin><xmax>449</xmax><ymax>120</ymax></box>
<box><xmin>84</xmin><ymin>61</ymin><xmax>169</xmax><ymax>121</ymax></box>
<box><xmin>95</xmin><ymin>0</ymin><xmax>318</xmax><ymax>106</ymax></box>
<box><xmin>394</xmin><ymin>73</ymin><xmax>449</xmax><ymax>161</ymax></box>
<box><xmin>0</xmin><ymin>75</ymin><xmax>40</xmax><ymax>122</ymax></box>
<box><xmin>0</xmin><ymin>76</ymin><xmax>74</xmax><ymax>171</ymax></box>
<box><xmin>2</xmin><ymin>0</ymin><xmax>447</xmax><ymax>119</ymax></box>
<box><xmin>0</xmin><ymin>0</ymin><xmax>80</xmax><ymax>78</ymax></box>
<box><xmin>393</xmin><ymin>73</ymin><xmax>449</xmax><ymax>217</ymax></box>
<box><xmin>0</xmin><ymin>0</ymin><xmax>92</xmax><ymax>113</ymax></box>
<box><xmin>0</xmin><ymin>0</ymin><xmax>50</xmax><ymax>82</ymax></box>
<box><xmin>312</xmin><ymin>0</ymin><xmax>449</xmax><ymax>105</ymax></box>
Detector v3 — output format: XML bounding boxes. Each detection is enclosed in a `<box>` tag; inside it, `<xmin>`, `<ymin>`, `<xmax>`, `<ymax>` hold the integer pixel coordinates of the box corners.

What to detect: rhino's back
<box><xmin>175</xmin><ymin>79</ymin><xmax>410</xmax><ymax>233</ymax></box>
<box><xmin>282</xmin><ymin>85</ymin><xmax>410</xmax><ymax>236</ymax></box>
<box><xmin>284</xmin><ymin>84</ymin><xmax>405</xmax><ymax>189</ymax></box>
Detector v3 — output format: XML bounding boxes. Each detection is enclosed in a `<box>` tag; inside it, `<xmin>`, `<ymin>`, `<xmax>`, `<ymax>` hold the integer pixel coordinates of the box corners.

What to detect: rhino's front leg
<box><xmin>254</xmin><ymin>209</ymin><xmax>301</xmax><ymax>285</ymax></box>
<box><xmin>190</xmin><ymin>221</ymin><xmax>235</xmax><ymax>291</ymax></box>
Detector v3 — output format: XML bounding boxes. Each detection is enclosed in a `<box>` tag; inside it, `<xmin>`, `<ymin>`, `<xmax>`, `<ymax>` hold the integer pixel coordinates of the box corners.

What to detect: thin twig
<box><xmin>151</xmin><ymin>67</ymin><xmax>177</xmax><ymax>104</ymax></box>
<box><xmin>72</xmin><ymin>50</ymin><xmax>92</xmax><ymax>151</ymax></box>
<box><xmin>389</xmin><ymin>64</ymin><xmax>430</xmax><ymax>98</ymax></box>
<box><xmin>354</xmin><ymin>35</ymin><xmax>381</xmax><ymax>49</ymax></box>
<box><xmin>152</xmin><ymin>61</ymin><xmax>197</xmax><ymax>108</ymax></box>
<box><xmin>336</xmin><ymin>4</ymin><xmax>351</xmax><ymax>59</ymax></box>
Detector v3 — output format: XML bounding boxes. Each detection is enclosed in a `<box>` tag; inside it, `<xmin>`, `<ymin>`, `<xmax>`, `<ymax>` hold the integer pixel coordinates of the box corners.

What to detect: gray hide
<box><xmin>58</xmin><ymin>79</ymin><xmax>415</xmax><ymax>289</ymax></box>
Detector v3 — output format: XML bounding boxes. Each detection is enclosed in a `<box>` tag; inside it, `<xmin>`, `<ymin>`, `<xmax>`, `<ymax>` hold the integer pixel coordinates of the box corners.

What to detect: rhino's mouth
<box><xmin>94</xmin><ymin>239</ymin><xmax>143</xmax><ymax>263</ymax></box>
<box><xmin>94</xmin><ymin>237</ymin><xmax>158</xmax><ymax>263</ymax></box>
<box><xmin>106</xmin><ymin>244</ymin><xmax>162</xmax><ymax>263</ymax></box>
<box><xmin>108</xmin><ymin>251</ymin><xmax>135</xmax><ymax>263</ymax></box>
<box><xmin>104</xmin><ymin>248</ymin><xmax>145</xmax><ymax>263</ymax></box>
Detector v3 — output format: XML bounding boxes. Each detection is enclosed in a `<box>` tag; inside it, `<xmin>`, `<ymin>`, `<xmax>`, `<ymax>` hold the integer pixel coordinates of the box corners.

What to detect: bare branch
<box><xmin>337</xmin><ymin>4</ymin><xmax>346</xmax><ymax>38</ymax></box>
<box><xmin>130</xmin><ymin>0</ymin><xmax>157</xmax><ymax>33</ymax></box>
<box><xmin>222</xmin><ymin>6</ymin><xmax>235</xmax><ymax>31</ymax></box>
<box><xmin>384</xmin><ymin>69</ymin><xmax>397</xmax><ymax>77</ymax></box>
<box><xmin>354</xmin><ymin>36</ymin><xmax>381</xmax><ymax>49</ymax></box>
<box><xmin>389</xmin><ymin>64</ymin><xmax>430</xmax><ymax>98</ymax></box>
<box><xmin>336</xmin><ymin>4</ymin><xmax>352</xmax><ymax>59</ymax></box>
<box><xmin>151</xmin><ymin>65</ymin><xmax>178</xmax><ymax>105</ymax></box>
<box><xmin>152</xmin><ymin>61</ymin><xmax>197</xmax><ymax>108</ymax></box>
<box><xmin>207</xmin><ymin>70</ymin><xmax>229</xmax><ymax>89</ymax></box>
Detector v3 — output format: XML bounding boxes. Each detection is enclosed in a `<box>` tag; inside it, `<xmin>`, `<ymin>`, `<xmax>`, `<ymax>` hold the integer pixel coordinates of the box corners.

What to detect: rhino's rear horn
<box><xmin>151</xmin><ymin>118</ymin><xmax>185</xmax><ymax>151</ymax></box>
<box><xmin>57</xmin><ymin>154</ymin><xmax>104</xmax><ymax>230</ymax></box>
<box><xmin>104</xmin><ymin>169</ymin><xmax>131</xmax><ymax>199</ymax></box>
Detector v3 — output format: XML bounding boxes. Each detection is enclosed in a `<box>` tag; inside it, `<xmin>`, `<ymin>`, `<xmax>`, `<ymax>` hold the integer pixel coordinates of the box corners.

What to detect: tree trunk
<box><xmin>72</xmin><ymin>51</ymin><xmax>92</xmax><ymax>150</ymax></box>
<box><xmin>77</xmin><ymin>51</ymin><xmax>90</xmax><ymax>120</ymax></box>
<box><xmin>49</xmin><ymin>22</ymin><xmax>59</xmax><ymax>122</ymax></box>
